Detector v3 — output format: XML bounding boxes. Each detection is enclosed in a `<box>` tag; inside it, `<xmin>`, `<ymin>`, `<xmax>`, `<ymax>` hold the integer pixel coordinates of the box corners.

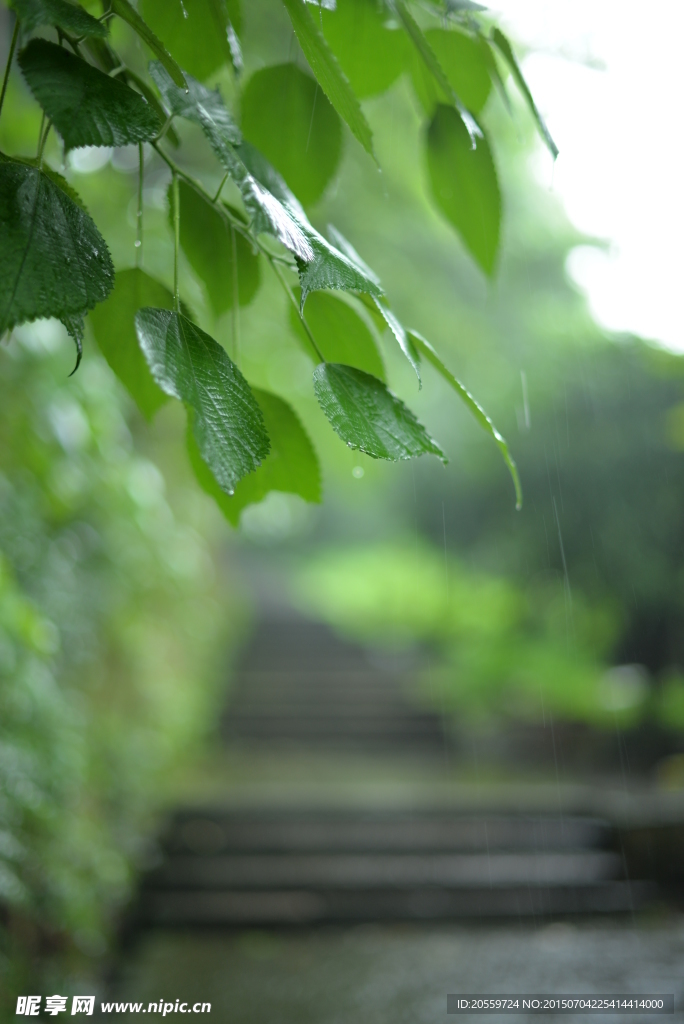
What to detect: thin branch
<box><xmin>0</xmin><ymin>16</ymin><xmax>19</xmax><ymax>123</ymax></box>
<box><xmin>135</xmin><ymin>142</ymin><xmax>144</xmax><ymax>267</ymax></box>
<box><xmin>271</xmin><ymin>259</ymin><xmax>324</xmax><ymax>362</ymax></box>
<box><xmin>231</xmin><ymin>226</ymin><xmax>240</xmax><ymax>364</ymax></box>
<box><xmin>172</xmin><ymin>171</ymin><xmax>180</xmax><ymax>313</ymax></box>
<box><xmin>212</xmin><ymin>171</ymin><xmax>229</xmax><ymax>203</ymax></box>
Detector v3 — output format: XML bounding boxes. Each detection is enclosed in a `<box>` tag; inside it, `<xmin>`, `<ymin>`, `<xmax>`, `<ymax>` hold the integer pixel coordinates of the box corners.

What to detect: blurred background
<box><xmin>1</xmin><ymin>0</ymin><xmax>684</xmax><ymax>1019</ymax></box>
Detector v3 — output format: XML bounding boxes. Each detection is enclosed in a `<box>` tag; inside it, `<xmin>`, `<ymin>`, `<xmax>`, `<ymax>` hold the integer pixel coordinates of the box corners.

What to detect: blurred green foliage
<box><xmin>0</xmin><ymin>324</ymin><xmax>233</xmax><ymax>1009</ymax></box>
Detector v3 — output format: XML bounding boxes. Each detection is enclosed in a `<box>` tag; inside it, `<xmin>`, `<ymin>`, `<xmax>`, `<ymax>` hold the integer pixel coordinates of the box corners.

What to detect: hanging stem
<box><xmin>37</xmin><ymin>119</ymin><xmax>52</xmax><ymax>165</ymax></box>
<box><xmin>172</xmin><ymin>171</ymin><xmax>180</xmax><ymax>313</ymax></box>
<box><xmin>271</xmin><ymin>259</ymin><xmax>324</xmax><ymax>362</ymax></box>
<box><xmin>231</xmin><ymin>226</ymin><xmax>240</xmax><ymax>364</ymax></box>
<box><xmin>135</xmin><ymin>142</ymin><xmax>144</xmax><ymax>267</ymax></box>
<box><xmin>212</xmin><ymin>172</ymin><xmax>229</xmax><ymax>203</ymax></box>
<box><xmin>0</xmin><ymin>17</ymin><xmax>19</xmax><ymax>124</ymax></box>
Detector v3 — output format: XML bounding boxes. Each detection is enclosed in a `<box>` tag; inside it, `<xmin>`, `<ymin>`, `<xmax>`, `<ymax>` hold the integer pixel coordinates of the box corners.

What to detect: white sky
<box><xmin>498</xmin><ymin>0</ymin><xmax>684</xmax><ymax>352</ymax></box>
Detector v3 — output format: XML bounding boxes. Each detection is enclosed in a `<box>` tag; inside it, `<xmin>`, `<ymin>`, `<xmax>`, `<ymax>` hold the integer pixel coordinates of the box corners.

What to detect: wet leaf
<box><xmin>149</xmin><ymin>61</ymin><xmax>241</xmax><ymax>157</ymax></box>
<box><xmin>141</xmin><ymin>0</ymin><xmax>241</xmax><ymax>81</ymax></box>
<box><xmin>491</xmin><ymin>28</ymin><xmax>558</xmax><ymax>159</ymax></box>
<box><xmin>241</xmin><ymin>63</ymin><xmax>342</xmax><ymax>207</ymax></box>
<box><xmin>237</xmin><ymin>143</ymin><xmax>383</xmax><ymax>302</ymax></box>
<box><xmin>170</xmin><ymin>181</ymin><xmax>260</xmax><ymax>317</ymax></box>
<box><xmin>135</xmin><ymin>308</ymin><xmax>269</xmax><ymax>492</ymax></box>
<box><xmin>392</xmin><ymin>0</ymin><xmax>481</xmax><ymax>144</ymax></box>
<box><xmin>111</xmin><ymin>0</ymin><xmax>185</xmax><ymax>88</ymax></box>
<box><xmin>373</xmin><ymin>299</ymin><xmax>421</xmax><ymax>386</ymax></box>
<box><xmin>19</xmin><ymin>40</ymin><xmax>160</xmax><ymax>150</ymax></box>
<box><xmin>320</xmin><ymin>0</ymin><xmax>407</xmax><ymax>99</ymax></box>
<box><xmin>408</xmin><ymin>329</ymin><xmax>521</xmax><ymax>508</ymax></box>
<box><xmin>313</xmin><ymin>362</ymin><xmax>445</xmax><ymax>462</ymax></box>
<box><xmin>10</xmin><ymin>0</ymin><xmax>108</xmax><ymax>37</ymax></box>
<box><xmin>289</xmin><ymin>291</ymin><xmax>385</xmax><ymax>380</ymax></box>
<box><xmin>426</xmin><ymin>103</ymin><xmax>501</xmax><ymax>276</ymax></box>
<box><xmin>410</xmin><ymin>28</ymin><xmax>492</xmax><ymax>116</ymax></box>
<box><xmin>281</xmin><ymin>0</ymin><xmax>374</xmax><ymax>158</ymax></box>
<box><xmin>188</xmin><ymin>389</ymin><xmax>321</xmax><ymax>525</ymax></box>
<box><xmin>0</xmin><ymin>158</ymin><xmax>113</xmax><ymax>336</ymax></box>
<box><xmin>89</xmin><ymin>269</ymin><xmax>173</xmax><ymax>420</ymax></box>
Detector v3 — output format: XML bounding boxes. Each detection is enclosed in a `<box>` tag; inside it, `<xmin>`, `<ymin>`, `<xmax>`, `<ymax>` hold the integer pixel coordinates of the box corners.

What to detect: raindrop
<box><xmin>134</xmin><ymin>240</ymin><xmax>141</xmax><ymax>249</ymax></box>
<box><xmin>352</xmin><ymin>466</ymin><xmax>364</xmax><ymax>479</ymax></box>
<box><xmin>180</xmin><ymin>0</ymin><xmax>189</xmax><ymax>17</ymax></box>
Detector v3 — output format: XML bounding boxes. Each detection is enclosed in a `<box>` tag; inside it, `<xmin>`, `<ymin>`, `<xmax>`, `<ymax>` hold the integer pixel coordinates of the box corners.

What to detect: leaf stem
<box><xmin>231</xmin><ymin>227</ymin><xmax>240</xmax><ymax>364</ymax></box>
<box><xmin>172</xmin><ymin>171</ymin><xmax>180</xmax><ymax>313</ymax></box>
<box><xmin>212</xmin><ymin>171</ymin><xmax>229</xmax><ymax>203</ymax></box>
<box><xmin>37</xmin><ymin>119</ymin><xmax>52</xmax><ymax>165</ymax></box>
<box><xmin>271</xmin><ymin>258</ymin><xmax>324</xmax><ymax>362</ymax></box>
<box><xmin>135</xmin><ymin>142</ymin><xmax>144</xmax><ymax>267</ymax></box>
<box><xmin>0</xmin><ymin>17</ymin><xmax>19</xmax><ymax>124</ymax></box>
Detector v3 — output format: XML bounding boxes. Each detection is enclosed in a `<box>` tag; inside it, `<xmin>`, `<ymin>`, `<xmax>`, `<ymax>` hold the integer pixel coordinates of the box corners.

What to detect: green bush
<box><xmin>0</xmin><ymin>323</ymin><xmax>232</xmax><ymax>1008</ymax></box>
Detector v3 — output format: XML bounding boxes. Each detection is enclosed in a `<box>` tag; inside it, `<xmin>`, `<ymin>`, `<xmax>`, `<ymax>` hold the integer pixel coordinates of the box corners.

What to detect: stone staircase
<box><xmin>138</xmin><ymin>806</ymin><xmax>650</xmax><ymax>926</ymax></box>
<box><xmin>133</xmin><ymin>609</ymin><xmax>662</xmax><ymax>927</ymax></box>
<box><xmin>220</xmin><ymin>615</ymin><xmax>447</xmax><ymax>751</ymax></box>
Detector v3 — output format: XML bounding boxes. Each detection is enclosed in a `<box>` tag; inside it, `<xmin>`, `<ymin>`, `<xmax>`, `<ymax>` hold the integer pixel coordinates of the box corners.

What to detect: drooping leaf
<box><xmin>149</xmin><ymin>62</ymin><xmax>241</xmax><ymax>157</ymax></box>
<box><xmin>110</xmin><ymin>0</ymin><xmax>185</xmax><ymax>88</ymax></box>
<box><xmin>241</xmin><ymin>63</ymin><xmax>342</xmax><ymax>207</ymax></box>
<box><xmin>89</xmin><ymin>269</ymin><xmax>173</xmax><ymax>420</ymax></box>
<box><xmin>289</xmin><ymin>291</ymin><xmax>385</xmax><ymax>380</ymax></box>
<box><xmin>281</xmin><ymin>0</ymin><xmax>375</xmax><ymax>158</ymax></box>
<box><xmin>19</xmin><ymin>40</ymin><xmax>160</xmax><ymax>150</ymax></box>
<box><xmin>237</xmin><ymin>142</ymin><xmax>383</xmax><ymax>303</ymax></box>
<box><xmin>60</xmin><ymin>312</ymin><xmax>84</xmax><ymax>375</ymax></box>
<box><xmin>0</xmin><ymin>158</ymin><xmax>113</xmax><ymax>336</ymax></box>
<box><xmin>10</xmin><ymin>0</ymin><xmax>107</xmax><ymax>37</ymax></box>
<box><xmin>170</xmin><ymin>180</ymin><xmax>260</xmax><ymax>316</ymax></box>
<box><xmin>135</xmin><ymin>308</ymin><xmax>269</xmax><ymax>492</ymax></box>
<box><xmin>188</xmin><ymin>389</ymin><xmax>321</xmax><ymax>525</ymax></box>
<box><xmin>392</xmin><ymin>0</ymin><xmax>481</xmax><ymax>145</ymax></box>
<box><xmin>490</xmin><ymin>28</ymin><xmax>558</xmax><ymax>159</ymax></box>
<box><xmin>320</xmin><ymin>0</ymin><xmax>407</xmax><ymax>99</ymax></box>
<box><xmin>408</xmin><ymin>329</ymin><xmax>522</xmax><ymax>508</ymax></box>
<box><xmin>313</xmin><ymin>362</ymin><xmax>446</xmax><ymax>462</ymax></box>
<box><xmin>426</xmin><ymin>103</ymin><xmax>501</xmax><ymax>276</ymax></box>
<box><xmin>373</xmin><ymin>299</ymin><xmax>421</xmax><ymax>385</ymax></box>
<box><xmin>141</xmin><ymin>0</ymin><xmax>241</xmax><ymax>81</ymax></box>
<box><xmin>410</xmin><ymin>28</ymin><xmax>492</xmax><ymax>116</ymax></box>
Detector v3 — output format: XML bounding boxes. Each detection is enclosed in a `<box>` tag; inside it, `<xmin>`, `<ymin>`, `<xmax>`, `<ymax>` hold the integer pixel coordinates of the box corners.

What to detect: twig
<box><xmin>0</xmin><ymin>17</ymin><xmax>19</xmax><ymax>123</ymax></box>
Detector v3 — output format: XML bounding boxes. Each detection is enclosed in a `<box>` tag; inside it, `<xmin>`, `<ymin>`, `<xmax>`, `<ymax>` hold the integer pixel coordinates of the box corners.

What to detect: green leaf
<box><xmin>110</xmin><ymin>0</ymin><xmax>185</xmax><ymax>88</ymax></box>
<box><xmin>320</xmin><ymin>0</ymin><xmax>407</xmax><ymax>99</ymax></box>
<box><xmin>490</xmin><ymin>28</ymin><xmax>558</xmax><ymax>160</ymax></box>
<box><xmin>281</xmin><ymin>0</ymin><xmax>375</xmax><ymax>159</ymax></box>
<box><xmin>408</xmin><ymin>330</ymin><xmax>522</xmax><ymax>509</ymax></box>
<box><xmin>170</xmin><ymin>180</ymin><xmax>260</xmax><ymax>317</ymax></box>
<box><xmin>373</xmin><ymin>299</ymin><xmax>421</xmax><ymax>386</ymax></box>
<box><xmin>410</xmin><ymin>28</ymin><xmax>492</xmax><ymax>116</ymax></box>
<box><xmin>313</xmin><ymin>362</ymin><xmax>446</xmax><ymax>462</ymax></box>
<box><xmin>18</xmin><ymin>40</ymin><xmax>160</xmax><ymax>150</ymax></box>
<box><xmin>0</xmin><ymin>157</ymin><xmax>113</xmax><ymax>336</ymax></box>
<box><xmin>89</xmin><ymin>269</ymin><xmax>172</xmax><ymax>420</ymax></box>
<box><xmin>236</xmin><ymin>142</ymin><xmax>383</xmax><ymax>303</ymax></box>
<box><xmin>135</xmin><ymin>308</ymin><xmax>269</xmax><ymax>492</ymax></box>
<box><xmin>61</xmin><ymin>312</ymin><xmax>84</xmax><ymax>375</ymax></box>
<box><xmin>188</xmin><ymin>389</ymin><xmax>321</xmax><ymax>525</ymax></box>
<box><xmin>10</xmin><ymin>0</ymin><xmax>108</xmax><ymax>37</ymax></box>
<box><xmin>392</xmin><ymin>0</ymin><xmax>481</xmax><ymax>145</ymax></box>
<box><xmin>241</xmin><ymin>63</ymin><xmax>342</xmax><ymax>207</ymax></box>
<box><xmin>149</xmin><ymin>61</ymin><xmax>241</xmax><ymax>157</ymax></box>
<box><xmin>140</xmin><ymin>0</ymin><xmax>241</xmax><ymax>82</ymax></box>
<box><xmin>426</xmin><ymin>103</ymin><xmax>501</xmax><ymax>277</ymax></box>
<box><xmin>289</xmin><ymin>291</ymin><xmax>385</xmax><ymax>380</ymax></box>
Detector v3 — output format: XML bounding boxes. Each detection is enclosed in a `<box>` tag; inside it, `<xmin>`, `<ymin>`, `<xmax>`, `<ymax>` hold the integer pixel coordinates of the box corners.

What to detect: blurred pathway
<box><xmin>112</xmin><ymin>602</ymin><xmax>684</xmax><ymax>1020</ymax></box>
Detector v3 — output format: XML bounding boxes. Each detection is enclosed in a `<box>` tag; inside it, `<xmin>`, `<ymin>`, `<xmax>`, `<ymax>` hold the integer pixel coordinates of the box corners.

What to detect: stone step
<box><xmin>138</xmin><ymin>881</ymin><xmax>650</xmax><ymax>926</ymax></box>
<box><xmin>168</xmin><ymin>812</ymin><xmax>611</xmax><ymax>854</ymax></box>
<box><xmin>149</xmin><ymin>850</ymin><xmax>622</xmax><ymax>889</ymax></box>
